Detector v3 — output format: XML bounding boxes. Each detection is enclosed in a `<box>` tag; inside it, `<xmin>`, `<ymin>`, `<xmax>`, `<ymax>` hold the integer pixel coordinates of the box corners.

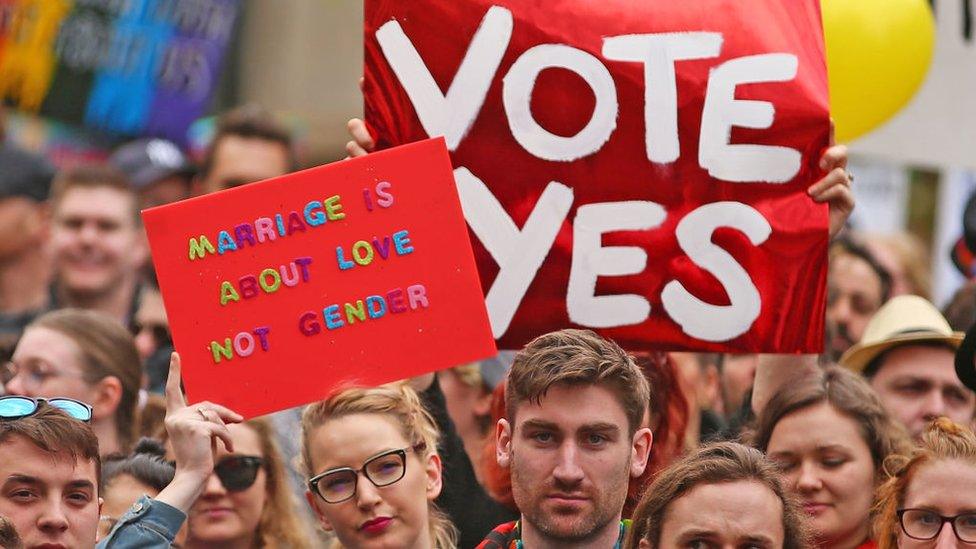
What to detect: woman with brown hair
<box><xmin>301</xmin><ymin>383</ymin><xmax>457</xmax><ymax>549</ymax></box>
<box><xmin>873</xmin><ymin>418</ymin><xmax>976</xmax><ymax>548</ymax></box>
<box><xmin>626</xmin><ymin>441</ymin><xmax>809</xmax><ymax>549</ymax></box>
<box><xmin>2</xmin><ymin>308</ymin><xmax>142</xmax><ymax>455</ymax></box>
<box><xmin>752</xmin><ymin>366</ymin><xmax>912</xmax><ymax>549</ymax></box>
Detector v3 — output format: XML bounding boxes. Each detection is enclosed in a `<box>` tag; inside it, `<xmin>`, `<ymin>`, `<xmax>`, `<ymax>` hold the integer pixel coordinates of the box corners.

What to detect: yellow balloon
<box><xmin>822</xmin><ymin>0</ymin><xmax>936</xmax><ymax>142</ymax></box>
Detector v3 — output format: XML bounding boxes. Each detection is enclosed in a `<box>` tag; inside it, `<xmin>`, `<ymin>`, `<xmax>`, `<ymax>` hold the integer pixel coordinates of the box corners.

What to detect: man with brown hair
<box><xmin>0</xmin><ymin>401</ymin><xmax>102</xmax><ymax>548</ymax></box>
<box><xmin>481</xmin><ymin>329</ymin><xmax>653</xmax><ymax>548</ymax></box>
<box><xmin>195</xmin><ymin>104</ymin><xmax>296</xmax><ymax>195</ymax></box>
<box><xmin>48</xmin><ymin>165</ymin><xmax>147</xmax><ymax>327</ymax></box>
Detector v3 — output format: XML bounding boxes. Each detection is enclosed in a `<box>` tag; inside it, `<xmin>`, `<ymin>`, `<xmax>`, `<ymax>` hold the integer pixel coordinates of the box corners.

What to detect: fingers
<box><xmin>819</xmin><ymin>144</ymin><xmax>848</xmax><ymax>172</ymax></box>
<box><xmin>346</xmin><ymin>140</ymin><xmax>370</xmax><ymax>158</ymax></box>
<box><xmin>829</xmin><ymin>118</ymin><xmax>836</xmax><ymax>147</ymax></box>
<box><xmin>358</xmin><ymin>76</ymin><xmax>365</xmax><ymax>93</ymax></box>
<box><xmin>347</xmin><ymin>118</ymin><xmax>375</xmax><ymax>152</ymax></box>
<box><xmin>203</xmin><ymin>419</ymin><xmax>235</xmax><ymax>454</ymax></box>
<box><xmin>165</xmin><ymin>353</ymin><xmax>186</xmax><ymax>411</ymax></box>
<box><xmin>808</xmin><ymin>167</ymin><xmax>848</xmax><ymax>197</ymax></box>
<box><xmin>811</xmin><ymin>182</ymin><xmax>854</xmax><ymax>210</ymax></box>
<box><xmin>197</xmin><ymin>402</ymin><xmax>243</xmax><ymax>424</ymax></box>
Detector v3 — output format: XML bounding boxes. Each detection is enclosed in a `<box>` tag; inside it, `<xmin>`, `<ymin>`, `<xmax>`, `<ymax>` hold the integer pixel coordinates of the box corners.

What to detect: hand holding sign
<box><xmin>154</xmin><ymin>352</ymin><xmax>243</xmax><ymax>515</ymax></box>
<box><xmin>365</xmin><ymin>0</ymin><xmax>836</xmax><ymax>352</ymax></box>
<box><xmin>145</xmin><ymin>138</ymin><xmax>496</xmax><ymax>418</ymax></box>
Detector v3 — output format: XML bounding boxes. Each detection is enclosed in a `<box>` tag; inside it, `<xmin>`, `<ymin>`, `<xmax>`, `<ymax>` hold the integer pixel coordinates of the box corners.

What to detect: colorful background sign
<box><xmin>0</xmin><ymin>0</ymin><xmax>239</xmax><ymax>144</ymax></box>
<box><xmin>144</xmin><ymin>138</ymin><xmax>497</xmax><ymax>418</ymax></box>
<box><xmin>364</xmin><ymin>0</ymin><xmax>832</xmax><ymax>353</ymax></box>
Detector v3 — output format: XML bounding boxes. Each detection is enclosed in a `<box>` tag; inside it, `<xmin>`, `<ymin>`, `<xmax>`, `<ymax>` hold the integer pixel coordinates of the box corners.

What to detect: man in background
<box><xmin>194</xmin><ymin>105</ymin><xmax>295</xmax><ymax>195</ymax></box>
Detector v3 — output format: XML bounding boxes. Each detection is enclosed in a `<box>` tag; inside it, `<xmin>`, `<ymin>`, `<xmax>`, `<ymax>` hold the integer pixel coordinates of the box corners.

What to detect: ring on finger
<box><xmin>846</xmin><ymin>171</ymin><xmax>854</xmax><ymax>184</ymax></box>
<box><xmin>197</xmin><ymin>408</ymin><xmax>209</xmax><ymax>421</ymax></box>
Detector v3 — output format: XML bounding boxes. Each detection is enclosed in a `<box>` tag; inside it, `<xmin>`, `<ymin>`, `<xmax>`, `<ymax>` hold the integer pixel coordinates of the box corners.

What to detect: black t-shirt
<box><xmin>421</xmin><ymin>376</ymin><xmax>519</xmax><ymax>549</ymax></box>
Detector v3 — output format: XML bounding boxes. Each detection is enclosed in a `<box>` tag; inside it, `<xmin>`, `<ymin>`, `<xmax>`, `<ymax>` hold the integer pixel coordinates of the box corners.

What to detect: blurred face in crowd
<box><xmin>869</xmin><ymin>345</ymin><xmax>976</xmax><ymax>439</ymax></box>
<box><xmin>497</xmin><ymin>384</ymin><xmax>652</xmax><ymax>545</ymax></box>
<box><xmin>897</xmin><ymin>458</ymin><xmax>976</xmax><ymax>548</ymax></box>
<box><xmin>97</xmin><ymin>474</ymin><xmax>157</xmax><ymax>540</ymax></box>
<box><xmin>185</xmin><ymin>423</ymin><xmax>267</xmax><ymax>548</ymax></box>
<box><xmin>199</xmin><ymin>136</ymin><xmax>290</xmax><ymax>194</ymax></box>
<box><xmin>139</xmin><ymin>175</ymin><xmax>191</xmax><ymax>210</ymax></box>
<box><xmin>132</xmin><ymin>288</ymin><xmax>170</xmax><ymax>362</ymax></box>
<box><xmin>0</xmin><ymin>434</ymin><xmax>100</xmax><ymax>549</ymax></box>
<box><xmin>649</xmin><ymin>480</ymin><xmax>785</xmax><ymax>549</ymax></box>
<box><xmin>826</xmin><ymin>253</ymin><xmax>885</xmax><ymax>360</ymax></box>
<box><xmin>50</xmin><ymin>186</ymin><xmax>145</xmax><ymax>298</ymax></box>
<box><xmin>0</xmin><ymin>197</ymin><xmax>46</xmax><ymax>260</ymax></box>
<box><xmin>6</xmin><ymin>327</ymin><xmax>116</xmax><ymax>424</ymax></box>
<box><xmin>721</xmin><ymin>353</ymin><xmax>757</xmax><ymax>415</ymax></box>
<box><xmin>767</xmin><ymin>402</ymin><xmax>876</xmax><ymax>549</ymax></box>
<box><xmin>304</xmin><ymin>412</ymin><xmax>441</xmax><ymax>549</ymax></box>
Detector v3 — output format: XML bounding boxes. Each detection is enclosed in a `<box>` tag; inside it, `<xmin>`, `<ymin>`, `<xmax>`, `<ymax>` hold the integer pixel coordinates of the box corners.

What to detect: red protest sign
<box><xmin>144</xmin><ymin>138</ymin><xmax>497</xmax><ymax>418</ymax></box>
<box><xmin>364</xmin><ymin>1</ymin><xmax>831</xmax><ymax>353</ymax></box>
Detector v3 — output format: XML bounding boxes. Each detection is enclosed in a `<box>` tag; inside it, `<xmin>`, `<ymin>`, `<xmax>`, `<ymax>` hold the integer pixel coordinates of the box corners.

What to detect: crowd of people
<box><xmin>1</xmin><ymin>100</ymin><xmax>975</xmax><ymax>549</ymax></box>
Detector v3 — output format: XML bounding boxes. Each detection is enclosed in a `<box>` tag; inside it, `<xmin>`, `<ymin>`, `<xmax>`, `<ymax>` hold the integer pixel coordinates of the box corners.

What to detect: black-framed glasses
<box><xmin>0</xmin><ymin>396</ymin><xmax>93</xmax><ymax>422</ymax></box>
<box><xmin>898</xmin><ymin>508</ymin><xmax>976</xmax><ymax>543</ymax></box>
<box><xmin>170</xmin><ymin>455</ymin><xmax>265</xmax><ymax>492</ymax></box>
<box><xmin>308</xmin><ymin>446</ymin><xmax>420</xmax><ymax>504</ymax></box>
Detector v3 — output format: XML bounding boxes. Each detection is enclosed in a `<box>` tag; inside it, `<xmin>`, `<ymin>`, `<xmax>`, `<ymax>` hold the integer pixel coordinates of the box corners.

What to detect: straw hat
<box><xmin>839</xmin><ymin>295</ymin><xmax>964</xmax><ymax>374</ymax></box>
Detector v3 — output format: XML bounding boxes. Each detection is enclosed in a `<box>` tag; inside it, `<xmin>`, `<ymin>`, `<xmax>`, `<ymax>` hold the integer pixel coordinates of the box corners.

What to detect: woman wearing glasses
<box><xmin>170</xmin><ymin>417</ymin><xmax>314</xmax><ymax>549</ymax></box>
<box><xmin>2</xmin><ymin>308</ymin><xmax>142</xmax><ymax>456</ymax></box>
<box><xmin>874</xmin><ymin>418</ymin><xmax>976</xmax><ymax>548</ymax></box>
<box><xmin>301</xmin><ymin>383</ymin><xmax>457</xmax><ymax>548</ymax></box>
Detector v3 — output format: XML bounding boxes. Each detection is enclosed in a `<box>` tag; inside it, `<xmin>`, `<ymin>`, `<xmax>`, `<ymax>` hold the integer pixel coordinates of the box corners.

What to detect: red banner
<box><xmin>144</xmin><ymin>139</ymin><xmax>497</xmax><ymax>418</ymax></box>
<box><xmin>364</xmin><ymin>1</ymin><xmax>831</xmax><ymax>352</ymax></box>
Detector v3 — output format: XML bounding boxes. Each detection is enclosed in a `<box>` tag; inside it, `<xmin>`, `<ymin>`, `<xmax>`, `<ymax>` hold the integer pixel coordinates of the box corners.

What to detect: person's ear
<box><xmin>638</xmin><ymin>537</ymin><xmax>652</xmax><ymax>549</ymax></box>
<box><xmin>305</xmin><ymin>490</ymin><xmax>334</xmax><ymax>532</ymax></box>
<box><xmin>91</xmin><ymin>376</ymin><xmax>123</xmax><ymax>421</ymax></box>
<box><xmin>424</xmin><ymin>452</ymin><xmax>443</xmax><ymax>501</ymax></box>
<box><xmin>631</xmin><ymin>427</ymin><xmax>653</xmax><ymax>478</ymax></box>
<box><xmin>496</xmin><ymin>418</ymin><xmax>513</xmax><ymax>468</ymax></box>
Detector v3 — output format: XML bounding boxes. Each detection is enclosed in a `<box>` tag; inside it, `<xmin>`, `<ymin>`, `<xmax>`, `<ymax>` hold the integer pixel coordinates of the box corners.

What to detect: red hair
<box><xmin>480</xmin><ymin>351</ymin><xmax>690</xmax><ymax>517</ymax></box>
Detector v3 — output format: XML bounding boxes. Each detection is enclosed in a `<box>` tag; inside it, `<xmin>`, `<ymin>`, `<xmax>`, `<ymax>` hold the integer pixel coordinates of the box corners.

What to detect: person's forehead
<box><xmin>55</xmin><ymin>186</ymin><xmax>136</xmax><ymax>221</ymax></box>
<box><xmin>135</xmin><ymin>291</ymin><xmax>167</xmax><ymax>324</ymax></box>
<box><xmin>514</xmin><ymin>383</ymin><xmax>629</xmax><ymax>430</ymax></box>
<box><xmin>0</xmin><ymin>435</ymin><xmax>98</xmax><ymax>486</ymax></box>
<box><xmin>665</xmin><ymin>480</ymin><xmax>784</xmax><ymax>540</ymax></box>
<box><xmin>12</xmin><ymin>326</ymin><xmax>84</xmax><ymax>368</ymax></box>
<box><xmin>309</xmin><ymin>413</ymin><xmax>409</xmax><ymax>471</ymax></box>
<box><xmin>829</xmin><ymin>255</ymin><xmax>882</xmax><ymax>293</ymax></box>
<box><xmin>215</xmin><ymin>423</ymin><xmax>264</xmax><ymax>459</ymax></box>
<box><xmin>903</xmin><ymin>458</ymin><xmax>976</xmax><ymax>511</ymax></box>
<box><xmin>877</xmin><ymin>345</ymin><xmax>962</xmax><ymax>384</ymax></box>
<box><xmin>768</xmin><ymin>402</ymin><xmax>869</xmax><ymax>454</ymax></box>
<box><xmin>210</xmin><ymin>136</ymin><xmax>289</xmax><ymax>174</ymax></box>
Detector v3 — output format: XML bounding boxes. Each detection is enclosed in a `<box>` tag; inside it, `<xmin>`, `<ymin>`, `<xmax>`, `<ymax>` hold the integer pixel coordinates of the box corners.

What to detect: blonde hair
<box><xmin>246</xmin><ymin>418</ymin><xmax>315</xmax><ymax>549</ymax></box>
<box><xmin>874</xmin><ymin>418</ymin><xmax>976</xmax><ymax>549</ymax></box>
<box><xmin>301</xmin><ymin>384</ymin><xmax>458</xmax><ymax>549</ymax></box>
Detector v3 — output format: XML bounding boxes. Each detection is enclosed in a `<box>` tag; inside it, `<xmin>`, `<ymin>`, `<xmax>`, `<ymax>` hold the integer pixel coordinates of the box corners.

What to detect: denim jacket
<box><xmin>96</xmin><ymin>495</ymin><xmax>185</xmax><ymax>548</ymax></box>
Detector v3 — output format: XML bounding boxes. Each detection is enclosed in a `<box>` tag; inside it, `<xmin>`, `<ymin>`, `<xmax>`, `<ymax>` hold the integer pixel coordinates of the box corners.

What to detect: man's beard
<box><xmin>510</xmin><ymin>452</ymin><xmax>630</xmax><ymax>543</ymax></box>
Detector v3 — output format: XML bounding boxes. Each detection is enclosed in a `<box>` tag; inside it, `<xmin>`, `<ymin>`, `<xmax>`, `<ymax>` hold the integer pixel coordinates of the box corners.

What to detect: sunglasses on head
<box><xmin>0</xmin><ymin>396</ymin><xmax>93</xmax><ymax>422</ymax></box>
<box><xmin>170</xmin><ymin>455</ymin><xmax>265</xmax><ymax>492</ymax></box>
